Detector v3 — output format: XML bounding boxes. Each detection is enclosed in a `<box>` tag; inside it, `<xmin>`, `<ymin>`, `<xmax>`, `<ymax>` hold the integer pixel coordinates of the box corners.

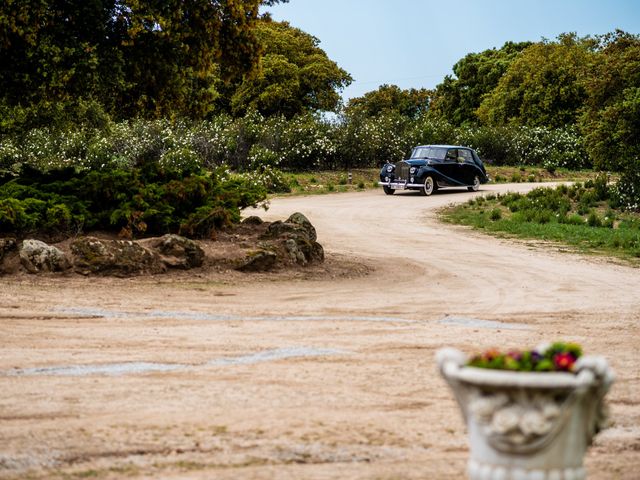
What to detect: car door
<box><xmin>458</xmin><ymin>149</ymin><xmax>477</xmax><ymax>184</ymax></box>
<box><xmin>437</xmin><ymin>148</ymin><xmax>464</xmax><ymax>186</ymax></box>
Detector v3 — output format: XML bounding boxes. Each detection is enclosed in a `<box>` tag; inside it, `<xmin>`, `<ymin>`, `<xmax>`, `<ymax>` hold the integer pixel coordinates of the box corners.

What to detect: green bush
<box><xmin>0</xmin><ymin>167</ymin><xmax>267</xmax><ymax>239</ymax></box>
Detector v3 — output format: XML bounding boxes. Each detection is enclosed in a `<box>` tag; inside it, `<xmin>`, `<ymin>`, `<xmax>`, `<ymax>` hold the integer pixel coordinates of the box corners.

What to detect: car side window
<box><xmin>460</xmin><ymin>149</ymin><xmax>473</xmax><ymax>163</ymax></box>
<box><xmin>446</xmin><ymin>149</ymin><xmax>457</xmax><ymax>161</ymax></box>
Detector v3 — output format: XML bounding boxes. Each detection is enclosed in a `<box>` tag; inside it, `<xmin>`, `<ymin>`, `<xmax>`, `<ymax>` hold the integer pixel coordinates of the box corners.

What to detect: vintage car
<box><xmin>379</xmin><ymin>145</ymin><xmax>489</xmax><ymax>195</ymax></box>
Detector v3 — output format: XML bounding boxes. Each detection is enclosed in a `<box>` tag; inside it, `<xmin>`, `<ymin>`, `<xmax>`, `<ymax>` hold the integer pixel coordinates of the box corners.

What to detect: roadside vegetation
<box><xmin>441</xmin><ymin>177</ymin><xmax>640</xmax><ymax>264</ymax></box>
<box><xmin>0</xmin><ymin>2</ymin><xmax>638</xmax><ymax>243</ymax></box>
<box><xmin>278</xmin><ymin>167</ymin><xmax>597</xmax><ymax>196</ymax></box>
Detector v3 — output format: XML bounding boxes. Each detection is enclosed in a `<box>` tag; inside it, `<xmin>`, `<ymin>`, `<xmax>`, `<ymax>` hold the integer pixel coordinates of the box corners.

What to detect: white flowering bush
<box><xmin>338</xmin><ymin>112</ymin><xmax>413</xmax><ymax>168</ymax></box>
<box><xmin>275</xmin><ymin>113</ymin><xmax>338</xmax><ymax>170</ymax></box>
<box><xmin>612</xmin><ymin>158</ymin><xmax>640</xmax><ymax>211</ymax></box>
<box><xmin>0</xmin><ymin>112</ymin><xmax>595</xmax><ymax>179</ymax></box>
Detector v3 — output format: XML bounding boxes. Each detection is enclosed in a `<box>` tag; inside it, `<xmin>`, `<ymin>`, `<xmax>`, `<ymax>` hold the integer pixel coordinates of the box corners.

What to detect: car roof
<box><xmin>414</xmin><ymin>145</ymin><xmax>471</xmax><ymax>149</ymax></box>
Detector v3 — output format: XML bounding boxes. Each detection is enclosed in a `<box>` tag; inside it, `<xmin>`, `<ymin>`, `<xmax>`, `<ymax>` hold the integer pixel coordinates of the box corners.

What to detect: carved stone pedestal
<box><xmin>437</xmin><ymin>348</ymin><xmax>614</xmax><ymax>480</ymax></box>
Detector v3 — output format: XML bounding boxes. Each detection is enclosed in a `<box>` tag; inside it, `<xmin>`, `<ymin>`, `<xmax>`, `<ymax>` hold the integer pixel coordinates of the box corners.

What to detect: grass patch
<box><xmin>486</xmin><ymin>166</ymin><xmax>599</xmax><ymax>184</ymax></box>
<box><xmin>441</xmin><ymin>179</ymin><xmax>640</xmax><ymax>264</ymax></box>
<box><xmin>278</xmin><ymin>166</ymin><xmax>598</xmax><ymax>197</ymax></box>
<box><xmin>281</xmin><ymin>169</ymin><xmax>380</xmax><ymax>196</ymax></box>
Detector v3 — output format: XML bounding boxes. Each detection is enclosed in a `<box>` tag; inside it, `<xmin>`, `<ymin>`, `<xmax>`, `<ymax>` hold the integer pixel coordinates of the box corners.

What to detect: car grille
<box><xmin>396</xmin><ymin>161</ymin><xmax>410</xmax><ymax>180</ymax></box>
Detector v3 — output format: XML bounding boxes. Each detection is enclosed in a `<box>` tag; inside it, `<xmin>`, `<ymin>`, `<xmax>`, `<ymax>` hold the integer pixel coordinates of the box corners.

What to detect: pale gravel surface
<box><xmin>0</xmin><ymin>183</ymin><xmax>638</xmax><ymax>479</ymax></box>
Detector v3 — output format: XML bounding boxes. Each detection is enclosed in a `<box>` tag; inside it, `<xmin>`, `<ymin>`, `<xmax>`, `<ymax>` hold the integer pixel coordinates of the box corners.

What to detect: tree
<box><xmin>344</xmin><ymin>84</ymin><xmax>432</xmax><ymax>119</ymax></box>
<box><xmin>0</xmin><ymin>0</ymin><xmax>266</xmax><ymax>128</ymax></box>
<box><xmin>429</xmin><ymin>41</ymin><xmax>532</xmax><ymax>125</ymax></box>
<box><xmin>579</xmin><ymin>30</ymin><xmax>640</xmax><ymax>172</ymax></box>
<box><xmin>476</xmin><ymin>34</ymin><xmax>595</xmax><ymax>129</ymax></box>
<box><xmin>230</xmin><ymin>20</ymin><xmax>352</xmax><ymax>117</ymax></box>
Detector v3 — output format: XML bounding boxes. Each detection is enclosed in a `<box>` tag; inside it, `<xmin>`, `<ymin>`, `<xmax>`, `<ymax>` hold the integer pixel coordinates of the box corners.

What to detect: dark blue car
<box><xmin>379</xmin><ymin>145</ymin><xmax>489</xmax><ymax>196</ymax></box>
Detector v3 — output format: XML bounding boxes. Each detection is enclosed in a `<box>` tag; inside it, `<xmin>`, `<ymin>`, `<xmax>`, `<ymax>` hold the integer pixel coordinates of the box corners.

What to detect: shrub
<box><xmin>0</xmin><ymin>167</ymin><xmax>268</xmax><ymax>238</ymax></box>
<box><xmin>490</xmin><ymin>208</ymin><xmax>502</xmax><ymax>220</ymax></box>
<box><xmin>587</xmin><ymin>212</ymin><xmax>602</xmax><ymax>227</ymax></box>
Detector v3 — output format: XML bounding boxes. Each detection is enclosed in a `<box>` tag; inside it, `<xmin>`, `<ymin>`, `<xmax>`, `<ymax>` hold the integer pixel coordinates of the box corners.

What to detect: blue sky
<box><xmin>264</xmin><ymin>0</ymin><xmax>640</xmax><ymax>101</ymax></box>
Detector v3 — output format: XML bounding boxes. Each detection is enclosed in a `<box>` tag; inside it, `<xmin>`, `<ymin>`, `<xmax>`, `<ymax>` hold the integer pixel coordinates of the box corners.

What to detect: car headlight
<box><xmin>410</xmin><ymin>167</ymin><xmax>417</xmax><ymax>174</ymax></box>
<box><xmin>386</xmin><ymin>165</ymin><xmax>394</xmax><ymax>173</ymax></box>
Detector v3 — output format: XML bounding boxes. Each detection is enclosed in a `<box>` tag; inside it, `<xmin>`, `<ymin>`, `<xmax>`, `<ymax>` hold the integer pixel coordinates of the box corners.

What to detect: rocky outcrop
<box><xmin>241</xmin><ymin>216</ymin><xmax>264</xmax><ymax>226</ymax></box>
<box><xmin>236</xmin><ymin>249</ymin><xmax>278</xmax><ymax>272</ymax></box>
<box><xmin>71</xmin><ymin>237</ymin><xmax>165</xmax><ymax>276</ymax></box>
<box><xmin>143</xmin><ymin>234</ymin><xmax>204</xmax><ymax>270</ymax></box>
<box><xmin>286</xmin><ymin>212</ymin><xmax>317</xmax><ymax>242</ymax></box>
<box><xmin>2</xmin><ymin>212</ymin><xmax>323</xmax><ymax>276</ymax></box>
<box><xmin>19</xmin><ymin>239</ymin><xmax>71</xmax><ymax>273</ymax></box>
<box><xmin>0</xmin><ymin>238</ymin><xmax>17</xmax><ymax>263</ymax></box>
<box><xmin>236</xmin><ymin>212</ymin><xmax>324</xmax><ymax>272</ymax></box>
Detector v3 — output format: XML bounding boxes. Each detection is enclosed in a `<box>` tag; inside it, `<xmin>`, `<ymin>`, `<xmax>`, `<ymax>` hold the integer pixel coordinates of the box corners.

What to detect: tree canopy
<box><xmin>230</xmin><ymin>20</ymin><xmax>352</xmax><ymax>117</ymax></box>
<box><xmin>344</xmin><ymin>84</ymin><xmax>432</xmax><ymax>119</ymax></box>
<box><xmin>476</xmin><ymin>34</ymin><xmax>595</xmax><ymax>128</ymax></box>
<box><xmin>0</xmin><ymin>0</ymin><xmax>267</xmax><ymax>127</ymax></box>
<box><xmin>579</xmin><ymin>30</ymin><xmax>640</xmax><ymax>172</ymax></box>
<box><xmin>429</xmin><ymin>41</ymin><xmax>532</xmax><ymax>126</ymax></box>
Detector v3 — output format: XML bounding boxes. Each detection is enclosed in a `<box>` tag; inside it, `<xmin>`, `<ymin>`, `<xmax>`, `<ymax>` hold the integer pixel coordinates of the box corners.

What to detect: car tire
<box><xmin>383</xmin><ymin>185</ymin><xmax>395</xmax><ymax>195</ymax></box>
<box><xmin>468</xmin><ymin>175</ymin><xmax>480</xmax><ymax>192</ymax></box>
<box><xmin>420</xmin><ymin>176</ymin><xmax>436</xmax><ymax>196</ymax></box>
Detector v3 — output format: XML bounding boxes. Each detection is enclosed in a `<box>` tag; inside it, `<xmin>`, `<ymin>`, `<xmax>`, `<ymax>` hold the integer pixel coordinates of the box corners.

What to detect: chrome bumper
<box><xmin>379</xmin><ymin>181</ymin><xmax>423</xmax><ymax>190</ymax></box>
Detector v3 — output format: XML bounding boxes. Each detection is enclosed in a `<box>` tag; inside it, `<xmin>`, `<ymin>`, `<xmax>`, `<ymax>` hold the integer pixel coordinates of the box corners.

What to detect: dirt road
<box><xmin>1</xmin><ymin>183</ymin><xmax>638</xmax><ymax>479</ymax></box>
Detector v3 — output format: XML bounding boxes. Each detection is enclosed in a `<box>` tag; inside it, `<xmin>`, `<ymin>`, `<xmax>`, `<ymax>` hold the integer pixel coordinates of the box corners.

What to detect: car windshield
<box><xmin>411</xmin><ymin>147</ymin><xmax>448</xmax><ymax>160</ymax></box>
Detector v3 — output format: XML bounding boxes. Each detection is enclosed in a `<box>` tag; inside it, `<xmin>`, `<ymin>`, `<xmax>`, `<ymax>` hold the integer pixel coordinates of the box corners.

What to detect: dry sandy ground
<box><xmin>1</xmin><ymin>183</ymin><xmax>638</xmax><ymax>479</ymax></box>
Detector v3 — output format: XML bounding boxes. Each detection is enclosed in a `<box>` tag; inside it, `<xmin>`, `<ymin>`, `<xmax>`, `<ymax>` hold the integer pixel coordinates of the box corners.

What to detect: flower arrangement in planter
<box><xmin>437</xmin><ymin>342</ymin><xmax>614</xmax><ymax>480</ymax></box>
<box><xmin>467</xmin><ymin>342</ymin><xmax>582</xmax><ymax>372</ymax></box>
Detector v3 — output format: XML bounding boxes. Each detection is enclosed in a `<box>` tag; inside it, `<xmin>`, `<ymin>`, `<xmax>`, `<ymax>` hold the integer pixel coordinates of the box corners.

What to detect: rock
<box><xmin>236</xmin><ymin>249</ymin><xmax>278</xmax><ymax>272</ymax></box>
<box><xmin>0</xmin><ymin>238</ymin><xmax>19</xmax><ymax>274</ymax></box>
<box><xmin>144</xmin><ymin>234</ymin><xmax>204</xmax><ymax>269</ymax></box>
<box><xmin>286</xmin><ymin>212</ymin><xmax>317</xmax><ymax>242</ymax></box>
<box><xmin>242</xmin><ymin>216</ymin><xmax>264</xmax><ymax>225</ymax></box>
<box><xmin>71</xmin><ymin>237</ymin><xmax>165</xmax><ymax>276</ymax></box>
<box><xmin>19</xmin><ymin>239</ymin><xmax>71</xmax><ymax>273</ymax></box>
<box><xmin>258</xmin><ymin>213</ymin><xmax>324</xmax><ymax>267</ymax></box>
<box><xmin>260</xmin><ymin>220</ymin><xmax>310</xmax><ymax>241</ymax></box>
<box><xmin>0</xmin><ymin>238</ymin><xmax>17</xmax><ymax>263</ymax></box>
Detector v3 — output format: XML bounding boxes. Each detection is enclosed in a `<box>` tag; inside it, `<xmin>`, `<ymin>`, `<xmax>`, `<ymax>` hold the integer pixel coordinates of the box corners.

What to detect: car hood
<box><xmin>402</xmin><ymin>159</ymin><xmax>429</xmax><ymax>167</ymax></box>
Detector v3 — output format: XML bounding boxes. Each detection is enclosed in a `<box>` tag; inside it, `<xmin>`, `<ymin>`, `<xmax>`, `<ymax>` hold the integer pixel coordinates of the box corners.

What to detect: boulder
<box><xmin>242</xmin><ymin>216</ymin><xmax>264</xmax><ymax>226</ymax></box>
<box><xmin>19</xmin><ymin>239</ymin><xmax>71</xmax><ymax>273</ymax></box>
<box><xmin>258</xmin><ymin>213</ymin><xmax>324</xmax><ymax>267</ymax></box>
<box><xmin>144</xmin><ymin>234</ymin><xmax>204</xmax><ymax>269</ymax></box>
<box><xmin>71</xmin><ymin>237</ymin><xmax>165</xmax><ymax>276</ymax></box>
<box><xmin>0</xmin><ymin>238</ymin><xmax>17</xmax><ymax>263</ymax></box>
<box><xmin>236</xmin><ymin>249</ymin><xmax>278</xmax><ymax>272</ymax></box>
<box><xmin>286</xmin><ymin>212</ymin><xmax>317</xmax><ymax>242</ymax></box>
<box><xmin>260</xmin><ymin>220</ymin><xmax>309</xmax><ymax>241</ymax></box>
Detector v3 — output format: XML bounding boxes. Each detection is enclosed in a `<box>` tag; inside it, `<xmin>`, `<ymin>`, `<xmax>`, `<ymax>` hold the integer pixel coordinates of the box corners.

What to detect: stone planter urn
<box><xmin>437</xmin><ymin>348</ymin><xmax>614</xmax><ymax>480</ymax></box>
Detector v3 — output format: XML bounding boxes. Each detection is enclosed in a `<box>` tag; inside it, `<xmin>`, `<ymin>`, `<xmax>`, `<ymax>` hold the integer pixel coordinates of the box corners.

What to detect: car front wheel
<box><xmin>420</xmin><ymin>176</ymin><xmax>436</xmax><ymax>196</ymax></box>
<box><xmin>467</xmin><ymin>175</ymin><xmax>480</xmax><ymax>192</ymax></box>
<box><xmin>383</xmin><ymin>185</ymin><xmax>395</xmax><ymax>195</ymax></box>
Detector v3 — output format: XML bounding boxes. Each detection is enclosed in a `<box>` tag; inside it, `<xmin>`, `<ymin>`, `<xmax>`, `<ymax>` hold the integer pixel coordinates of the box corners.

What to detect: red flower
<box><xmin>507</xmin><ymin>350</ymin><xmax>522</xmax><ymax>361</ymax></box>
<box><xmin>483</xmin><ymin>349</ymin><xmax>500</xmax><ymax>361</ymax></box>
<box><xmin>553</xmin><ymin>352</ymin><xmax>576</xmax><ymax>371</ymax></box>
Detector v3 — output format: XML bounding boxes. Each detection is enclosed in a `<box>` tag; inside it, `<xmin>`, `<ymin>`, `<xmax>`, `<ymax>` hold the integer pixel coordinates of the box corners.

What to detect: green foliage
<box><xmin>611</xmin><ymin>158</ymin><xmax>640</xmax><ymax>211</ymax></box>
<box><xmin>579</xmin><ymin>31</ymin><xmax>640</xmax><ymax>190</ymax></box>
<box><xmin>430</xmin><ymin>41</ymin><xmax>532</xmax><ymax>125</ymax></box>
<box><xmin>230</xmin><ymin>20</ymin><xmax>352</xmax><ymax>117</ymax></box>
<box><xmin>0</xmin><ymin>166</ymin><xmax>267</xmax><ymax>239</ymax></box>
<box><xmin>477</xmin><ymin>34</ymin><xmax>595</xmax><ymax>128</ymax></box>
<box><xmin>467</xmin><ymin>342</ymin><xmax>582</xmax><ymax>372</ymax></box>
<box><xmin>0</xmin><ymin>0</ymin><xmax>265</xmax><ymax>129</ymax></box>
<box><xmin>344</xmin><ymin>84</ymin><xmax>432</xmax><ymax>119</ymax></box>
<box><xmin>444</xmin><ymin>182</ymin><xmax>640</xmax><ymax>263</ymax></box>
